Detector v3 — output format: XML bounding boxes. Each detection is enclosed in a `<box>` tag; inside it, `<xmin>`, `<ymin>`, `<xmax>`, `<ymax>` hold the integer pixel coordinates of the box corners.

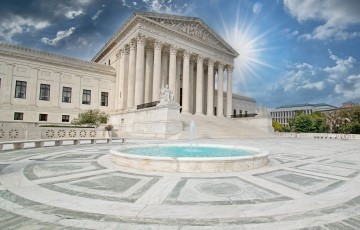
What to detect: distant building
<box><xmin>270</xmin><ymin>103</ymin><xmax>337</xmax><ymax>125</ymax></box>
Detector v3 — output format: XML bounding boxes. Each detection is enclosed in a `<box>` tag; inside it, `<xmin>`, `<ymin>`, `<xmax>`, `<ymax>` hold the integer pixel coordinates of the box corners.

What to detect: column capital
<box><xmin>218</xmin><ymin>63</ymin><xmax>224</xmax><ymax>70</ymax></box>
<box><xmin>116</xmin><ymin>48</ymin><xmax>124</xmax><ymax>59</ymax></box>
<box><xmin>136</xmin><ymin>34</ymin><xmax>146</xmax><ymax>45</ymax></box>
<box><xmin>226</xmin><ymin>65</ymin><xmax>234</xmax><ymax>73</ymax></box>
<box><xmin>124</xmin><ymin>45</ymin><xmax>130</xmax><ymax>55</ymax></box>
<box><xmin>129</xmin><ymin>40</ymin><xmax>137</xmax><ymax>50</ymax></box>
<box><xmin>208</xmin><ymin>59</ymin><xmax>214</xmax><ymax>67</ymax></box>
<box><xmin>183</xmin><ymin>50</ymin><xmax>191</xmax><ymax>59</ymax></box>
<box><xmin>196</xmin><ymin>55</ymin><xmax>204</xmax><ymax>63</ymax></box>
<box><xmin>169</xmin><ymin>45</ymin><xmax>178</xmax><ymax>55</ymax></box>
<box><xmin>154</xmin><ymin>40</ymin><xmax>163</xmax><ymax>50</ymax></box>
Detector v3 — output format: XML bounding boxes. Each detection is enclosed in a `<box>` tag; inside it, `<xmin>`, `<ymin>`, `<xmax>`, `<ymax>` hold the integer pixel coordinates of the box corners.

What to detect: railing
<box><xmin>274</xmin><ymin>132</ymin><xmax>360</xmax><ymax>140</ymax></box>
<box><xmin>0</xmin><ymin>127</ymin><xmax>128</xmax><ymax>151</ymax></box>
<box><xmin>231</xmin><ymin>113</ymin><xmax>257</xmax><ymax>118</ymax></box>
<box><xmin>137</xmin><ymin>101</ymin><xmax>160</xmax><ymax>110</ymax></box>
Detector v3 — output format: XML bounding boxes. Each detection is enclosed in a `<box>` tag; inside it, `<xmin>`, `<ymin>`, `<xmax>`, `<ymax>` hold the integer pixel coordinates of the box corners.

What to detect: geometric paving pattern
<box><xmin>0</xmin><ymin>138</ymin><xmax>359</xmax><ymax>229</ymax></box>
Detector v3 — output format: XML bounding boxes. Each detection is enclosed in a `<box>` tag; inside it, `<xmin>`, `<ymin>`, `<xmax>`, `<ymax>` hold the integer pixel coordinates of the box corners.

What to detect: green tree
<box><xmin>272</xmin><ymin>121</ymin><xmax>284</xmax><ymax>132</ymax></box>
<box><xmin>310</xmin><ymin>112</ymin><xmax>328</xmax><ymax>133</ymax></box>
<box><xmin>71</xmin><ymin>109</ymin><xmax>109</xmax><ymax>127</ymax></box>
<box><xmin>288</xmin><ymin>111</ymin><xmax>329</xmax><ymax>133</ymax></box>
<box><xmin>338</xmin><ymin>106</ymin><xmax>360</xmax><ymax>134</ymax></box>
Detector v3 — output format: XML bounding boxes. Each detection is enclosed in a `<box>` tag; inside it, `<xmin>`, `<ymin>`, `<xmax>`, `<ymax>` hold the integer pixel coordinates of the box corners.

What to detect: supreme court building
<box><xmin>0</xmin><ymin>12</ymin><xmax>256</xmax><ymax>127</ymax></box>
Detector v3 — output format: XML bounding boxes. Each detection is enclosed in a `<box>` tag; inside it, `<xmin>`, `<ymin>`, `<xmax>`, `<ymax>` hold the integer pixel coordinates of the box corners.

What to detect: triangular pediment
<box><xmin>136</xmin><ymin>12</ymin><xmax>238</xmax><ymax>56</ymax></box>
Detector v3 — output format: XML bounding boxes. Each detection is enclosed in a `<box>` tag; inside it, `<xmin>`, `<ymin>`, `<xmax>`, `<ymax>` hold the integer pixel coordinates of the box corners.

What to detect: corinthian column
<box><xmin>168</xmin><ymin>45</ymin><xmax>177</xmax><ymax>97</ymax></box>
<box><xmin>176</xmin><ymin>56</ymin><xmax>181</xmax><ymax>103</ymax></box>
<box><xmin>115</xmin><ymin>50</ymin><xmax>122</xmax><ymax>110</ymax></box>
<box><xmin>118</xmin><ymin>49</ymin><xmax>126</xmax><ymax>110</ymax></box>
<box><xmin>144</xmin><ymin>46</ymin><xmax>154</xmax><ymax>103</ymax></box>
<box><xmin>122</xmin><ymin>46</ymin><xmax>129</xmax><ymax>109</ymax></box>
<box><xmin>161</xmin><ymin>50</ymin><xmax>169</xmax><ymax>88</ymax></box>
<box><xmin>134</xmin><ymin>35</ymin><xmax>145</xmax><ymax>107</ymax></box>
<box><xmin>195</xmin><ymin>55</ymin><xmax>204</xmax><ymax>115</ymax></box>
<box><xmin>182</xmin><ymin>50</ymin><xmax>190</xmax><ymax>113</ymax></box>
<box><xmin>206</xmin><ymin>59</ymin><xmax>214</xmax><ymax>116</ymax></box>
<box><xmin>226</xmin><ymin>66</ymin><xmax>234</xmax><ymax>117</ymax></box>
<box><xmin>217</xmin><ymin>63</ymin><xmax>224</xmax><ymax>117</ymax></box>
<box><xmin>152</xmin><ymin>41</ymin><xmax>162</xmax><ymax>101</ymax></box>
<box><xmin>127</xmin><ymin>40</ymin><xmax>136</xmax><ymax>110</ymax></box>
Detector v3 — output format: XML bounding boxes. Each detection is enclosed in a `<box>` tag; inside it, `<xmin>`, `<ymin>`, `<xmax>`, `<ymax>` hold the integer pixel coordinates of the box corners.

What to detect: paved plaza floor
<box><xmin>0</xmin><ymin>138</ymin><xmax>359</xmax><ymax>229</ymax></box>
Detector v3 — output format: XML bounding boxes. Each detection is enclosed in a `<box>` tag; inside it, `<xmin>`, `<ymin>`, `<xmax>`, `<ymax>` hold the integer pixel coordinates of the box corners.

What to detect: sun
<box><xmin>220</xmin><ymin>2</ymin><xmax>276</xmax><ymax>91</ymax></box>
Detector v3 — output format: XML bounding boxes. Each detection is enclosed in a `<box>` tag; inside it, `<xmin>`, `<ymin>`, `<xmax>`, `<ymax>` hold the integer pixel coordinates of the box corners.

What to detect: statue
<box><xmin>160</xmin><ymin>85</ymin><xmax>174</xmax><ymax>103</ymax></box>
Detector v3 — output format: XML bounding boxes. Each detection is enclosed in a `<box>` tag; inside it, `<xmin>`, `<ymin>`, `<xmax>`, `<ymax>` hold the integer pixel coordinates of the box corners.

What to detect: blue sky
<box><xmin>1</xmin><ymin>0</ymin><xmax>359</xmax><ymax>108</ymax></box>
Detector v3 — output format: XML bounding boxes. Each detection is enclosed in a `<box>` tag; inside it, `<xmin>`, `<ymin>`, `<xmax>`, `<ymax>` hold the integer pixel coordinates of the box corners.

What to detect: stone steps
<box><xmin>170</xmin><ymin>114</ymin><xmax>274</xmax><ymax>139</ymax></box>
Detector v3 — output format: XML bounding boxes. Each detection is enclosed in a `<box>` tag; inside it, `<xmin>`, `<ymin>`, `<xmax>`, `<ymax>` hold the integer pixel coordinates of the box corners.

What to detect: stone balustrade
<box><xmin>0</xmin><ymin>127</ymin><xmax>128</xmax><ymax>151</ymax></box>
<box><xmin>274</xmin><ymin>132</ymin><xmax>360</xmax><ymax>140</ymax></box>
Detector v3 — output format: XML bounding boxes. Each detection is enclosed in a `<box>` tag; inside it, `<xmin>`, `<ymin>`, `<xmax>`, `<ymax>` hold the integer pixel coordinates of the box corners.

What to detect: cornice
<box><xmin>92</xmin><ymin>11</ymin><xmax>238</xmax><ymax>63</ymax></box>
<box><xmin>0</xmin><ymin>42</ymin><xmax>115</xmax><ymax>75</ymax></box>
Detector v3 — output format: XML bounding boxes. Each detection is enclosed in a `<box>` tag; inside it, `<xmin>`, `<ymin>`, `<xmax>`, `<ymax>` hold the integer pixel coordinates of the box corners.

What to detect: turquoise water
<box><xmin>122</xmin><ymin>146</ymin><xmax>255</xmax><ymax>158</ymax></box>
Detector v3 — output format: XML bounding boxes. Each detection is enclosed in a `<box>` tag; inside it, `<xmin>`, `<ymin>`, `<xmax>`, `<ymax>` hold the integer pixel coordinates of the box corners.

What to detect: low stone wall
<box><xmin>0</xmin><ymin>127</ymin><xmax>127</xmax><ymax>151</ymax></box>
<box><xmin>275</xmin><ymin>132</ymin><xmax>360</xmax><ymax>140</ymax></box>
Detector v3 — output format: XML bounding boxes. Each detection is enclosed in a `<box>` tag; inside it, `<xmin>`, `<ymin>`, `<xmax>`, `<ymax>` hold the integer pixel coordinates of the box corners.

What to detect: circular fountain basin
<box><xmin>110</xmin><ymin>144</ymin><xmax>269</xmax><ymax>173</ymax></box>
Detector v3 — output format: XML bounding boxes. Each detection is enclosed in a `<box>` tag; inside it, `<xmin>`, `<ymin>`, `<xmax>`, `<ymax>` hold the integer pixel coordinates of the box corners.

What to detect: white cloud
<box><xmin>65</xmin><ymin>10</ymin><xmax>84</xmax><ymax>19</ymax></box>
<box><xmin>92</xmin><ymin>5</ymin><xmax>105</xmax><ymax>21</ymax></box>
<box><xmin>334</xmin><ymin>75</ymin><xmax>360</xmax><ymax>100</ymax></box>
<box><xmin>284</xmin><ymin>0</ymin><xmax>360</xmax><ymax>40</ymax></box>
<box><xmin>323</xmin><ymin>49</ymin><xmax>356</xmax><ymax>79</ymax></box>
<box><xmin>300</xmin><ymin>81</ymin><xmax>325</xmax><ymax>90</ymax></box>
<box><xmin>128</xmin><ymin>0</ymin><xmax>193</xmax><ymax>15</ymax></box>
<box><xmin>0</xmin><ymin>15</ymin><xmax>49</xmax><ymax>42</ymax></box>
<box><xmin>41</xmin><ymin>27</ymin><xmax>76</xmax><ymax>46</ymax></box>
<box><xmin>91</xmin><ymin>9</ymin><xmax>103</xmax><ymax>20</ymax></box>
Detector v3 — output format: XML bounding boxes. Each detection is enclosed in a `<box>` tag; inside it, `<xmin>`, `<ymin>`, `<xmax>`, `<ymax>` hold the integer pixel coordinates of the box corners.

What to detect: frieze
<box><xmin>147</xmin><ymin>17</ymin><xmax>231</xmax><ymax>53</ymax></box>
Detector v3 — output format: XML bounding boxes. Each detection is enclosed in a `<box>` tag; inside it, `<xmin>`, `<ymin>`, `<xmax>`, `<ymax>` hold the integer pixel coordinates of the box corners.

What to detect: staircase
<box><xmin>170</xmin><ymin>114</ymin><xmax>274</xmax><ymax>139</ymax></box>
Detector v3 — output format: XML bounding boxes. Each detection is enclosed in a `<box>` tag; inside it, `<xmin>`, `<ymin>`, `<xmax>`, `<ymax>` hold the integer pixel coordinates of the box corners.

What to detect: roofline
<box><xmin>275</xmin><ymin>103</ymin><xmax>337</xmax><ymax>109</ymax></box>
<box><xmin>91</xmin><ymin>11</ymin><xmax>239</xmax><ymax>62</ymax></box>
<box><xmin>0</xmin><ymin>42</ymin><xmax>115</xmax><ymax>75</ymax></box>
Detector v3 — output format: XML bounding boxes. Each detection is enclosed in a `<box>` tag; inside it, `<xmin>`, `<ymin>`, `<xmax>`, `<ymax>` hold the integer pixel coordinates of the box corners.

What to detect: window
<box><xmin>62</xmin><ymin>115</ymin><xmax>70</xmax><ymax>122</ymax></box>
<box><xmin>108</xmin><ymin>59</ymin><xmax>110</xmax><ymax>65</ymax></box>
<box><xmin>15</xmin><ymin>80</ymin><xmax>27</xmax><ymax>98</ymax></box>
<box><xmin>14</xmin><ymin>112</ymin><xmax>23</xmax><ymax>120</ymax></box>
<box><xmin>82</xmin><ymin>89</ymin><xmax>91</xmax><ymax>105</ymax></box>
<box><xmin>39</xmin><ymin>84</ymin><xmax>50</xmax><ymax>101</ymax></box>
<box><xmin>62</xmin><ymin>87</ymin><xmax>72</xmax><ymax>103</ymax></box>
<box><xmin>101</xmin><ymin>92</ymin><xmax>108</xmax><ymax>106</ymax></box>
<box><xmin>39</xmin><ymin>114</ymin><xmax>48</xmax><ymax>121</ymax></box>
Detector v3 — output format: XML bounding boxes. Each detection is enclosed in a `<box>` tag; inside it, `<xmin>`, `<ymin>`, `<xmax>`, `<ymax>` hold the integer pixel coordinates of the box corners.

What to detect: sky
<box><xmin>1</xmin><ymin>0</ymin><xmax>360</xmax><ymax>108</ymax></box>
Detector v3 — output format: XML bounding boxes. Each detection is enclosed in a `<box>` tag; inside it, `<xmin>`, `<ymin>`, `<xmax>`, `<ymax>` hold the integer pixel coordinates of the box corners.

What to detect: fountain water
<box><xmin>111</xmin><ymin>119</ymin><xmax>269</xmax><ymax>172</ymax></box>
<box><xmin>189</xmin><ymin>120</ymin><xmax>196</xmax><ymax>148</ymax></box>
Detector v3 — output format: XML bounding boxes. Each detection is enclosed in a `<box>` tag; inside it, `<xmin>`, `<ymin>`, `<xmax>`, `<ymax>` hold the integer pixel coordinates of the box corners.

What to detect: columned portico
<box><xmin>99</xmin><ymin>12</ymin><xmax>239</xmax><ymax>118</ymax></box>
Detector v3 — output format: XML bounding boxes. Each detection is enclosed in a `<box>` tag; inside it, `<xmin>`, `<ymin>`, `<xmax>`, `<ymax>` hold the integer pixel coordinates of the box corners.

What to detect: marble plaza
<box><xmin>0</xmin><ymin>138</ymin><xmax>359</xmax><ymax>229</ymax></box>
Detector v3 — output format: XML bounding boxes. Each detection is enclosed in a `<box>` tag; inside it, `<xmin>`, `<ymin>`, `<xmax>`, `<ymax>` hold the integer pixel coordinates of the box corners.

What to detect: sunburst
<box><xmin>220</xmin><ymin>2</ymin><xmax>278</xmax><ymax>92</ymax></box>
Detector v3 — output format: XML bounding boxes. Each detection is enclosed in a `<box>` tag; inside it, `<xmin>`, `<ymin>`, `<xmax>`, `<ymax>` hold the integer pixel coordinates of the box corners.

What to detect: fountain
<box><xmin>111</xmin><ymin>116</ymin><xmax>268</xmax><ymax>173</ymax></box>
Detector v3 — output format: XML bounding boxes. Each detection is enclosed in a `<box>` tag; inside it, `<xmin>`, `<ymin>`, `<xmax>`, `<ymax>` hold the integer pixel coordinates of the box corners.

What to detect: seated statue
<box><xmin>160</xmin><ymin>85</ymin><xmax>174</xmax><ymax>103</ymax></box>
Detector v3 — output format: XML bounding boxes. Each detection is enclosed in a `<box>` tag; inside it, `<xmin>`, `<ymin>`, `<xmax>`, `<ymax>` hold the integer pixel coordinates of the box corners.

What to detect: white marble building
<box><xmin>0</xmin><ymin>12</ymin><xmax>256</xmax><ymax>125</ymax></box>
